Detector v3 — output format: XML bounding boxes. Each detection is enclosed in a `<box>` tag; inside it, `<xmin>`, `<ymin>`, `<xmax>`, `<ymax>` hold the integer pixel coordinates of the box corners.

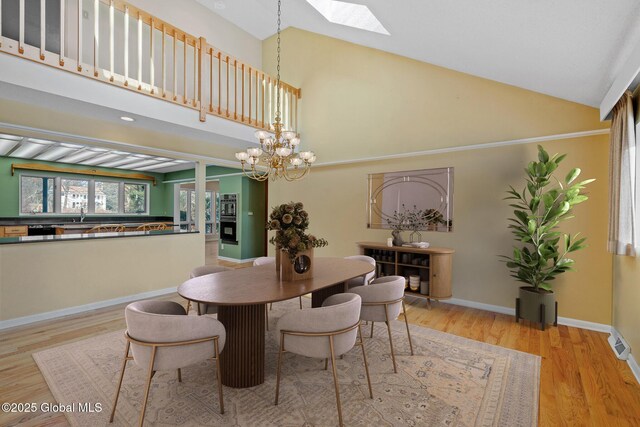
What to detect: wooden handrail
<box><xmin>0</xmin><ymin>0</ymin><xmax>301</xmax><ymax>133</ymax></box>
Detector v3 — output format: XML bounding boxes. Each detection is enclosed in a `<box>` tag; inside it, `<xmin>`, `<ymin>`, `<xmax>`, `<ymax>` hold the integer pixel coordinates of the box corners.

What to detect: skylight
<box><xmin>306</xmin><ymin>0</ymin><xmax>390</xmax><ymax>35</ymax></box>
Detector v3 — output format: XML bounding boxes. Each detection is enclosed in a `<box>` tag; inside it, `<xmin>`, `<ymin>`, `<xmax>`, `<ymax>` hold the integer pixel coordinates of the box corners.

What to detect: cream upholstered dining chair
<box><xmin>344</xmin><ymin>255</ymin><xmax>376</xmax><ymax>289</ymax></box>
<box><xmin>110</xmin><ymin>300</ymin><xmax>225</xmax><ymax>427</ymax></box>
<box><xmin>348</xmin><ymin>275</ymin><xmax>414</xmax><ymax>373</ymax></box>
<box><xmin>274</xmin><ymin>293</ymin><xmax>373</xmax><ymax>427</ymax></box>
<box><xmin>253</xmin><ymin>257</ymin><xmax>304</xmax><ymax>310</ymax></box>
<box><xmin>185</xmin><ymin>265</ymin><xmax>233</xmax><ymax>315</ymax></box>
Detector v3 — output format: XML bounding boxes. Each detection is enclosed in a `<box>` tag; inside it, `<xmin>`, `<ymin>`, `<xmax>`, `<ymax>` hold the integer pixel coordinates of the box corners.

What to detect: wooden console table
<box><xmin>357</xmin><ymin>242</ymin><xmax>454</xmax><ymax>307</ymax></box>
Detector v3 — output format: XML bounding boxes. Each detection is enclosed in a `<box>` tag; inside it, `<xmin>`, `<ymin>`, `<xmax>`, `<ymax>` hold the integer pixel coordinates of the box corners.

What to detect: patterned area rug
<box><xmin>33</xmin><ymin>299</ymin><xmax>540</xmax><ymax>426</ymax></box>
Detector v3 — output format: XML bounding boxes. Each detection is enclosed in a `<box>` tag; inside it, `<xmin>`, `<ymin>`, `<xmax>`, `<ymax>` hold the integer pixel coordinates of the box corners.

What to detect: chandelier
<box><xmin>235</xmin><ymin>0</ymin><xmax>315</xmax><ymax>181</ymax></box>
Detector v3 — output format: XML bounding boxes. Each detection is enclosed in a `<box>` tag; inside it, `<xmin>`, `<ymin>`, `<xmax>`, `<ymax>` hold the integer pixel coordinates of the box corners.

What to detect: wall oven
<box><xmin>219</xmin><ymin>193</ymin><xmax>238</xmax><ymax>244</ymax></box>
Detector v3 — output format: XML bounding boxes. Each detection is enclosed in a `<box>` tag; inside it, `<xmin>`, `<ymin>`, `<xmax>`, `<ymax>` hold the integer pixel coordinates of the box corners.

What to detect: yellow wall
<box><xmin>265</xmin><ymin>29</ymin><xmax>612</xmax><ymax>324</ymax></box>
<box><xmin>0</xmin><ymin>234</ymin><xmax>204</xmax><ymax>321</ymax></box>
<box><xmin>263</xmin><ymin>28</ymin><xmax>608</xmax><ymax>163</ymax></box>
<box><xmin>613</xmin><ymin>256</ymin><xmax>640</xmax><ymax>352</ymax></box>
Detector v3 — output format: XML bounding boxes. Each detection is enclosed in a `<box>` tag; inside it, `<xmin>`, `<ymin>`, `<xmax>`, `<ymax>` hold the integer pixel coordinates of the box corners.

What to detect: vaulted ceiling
<box><xmin>199</xmin><ymin>0</ymin><xmax>640</xmax><ymax>108</ymax></box>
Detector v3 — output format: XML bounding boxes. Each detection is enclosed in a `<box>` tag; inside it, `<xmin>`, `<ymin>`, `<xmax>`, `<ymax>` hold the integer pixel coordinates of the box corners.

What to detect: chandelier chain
<box><xmin>234</xmin><ymin>0</ymin><xmax>315</xmax><ymax>181</ymax></box>
<box><xmin>276</xmin><ymin>0</ymin><xmax>281</xmax><ymax>120</ymax></box>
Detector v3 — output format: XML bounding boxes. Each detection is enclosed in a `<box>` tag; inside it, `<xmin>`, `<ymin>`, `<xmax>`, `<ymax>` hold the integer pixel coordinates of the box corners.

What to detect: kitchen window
<box><xmin>19</xmin><ymin>174</ymin><xmax>149</xmax><ymax>215</ymax></box>
<box><xmin>20</xmin><ymin>176</ymin><xmax>55</xmax><ymax>214</ymax></box>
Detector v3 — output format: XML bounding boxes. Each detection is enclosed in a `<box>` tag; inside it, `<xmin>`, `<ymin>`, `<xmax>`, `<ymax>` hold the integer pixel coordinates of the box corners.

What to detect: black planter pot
<box><xmin>515</xmin><ymin>286</ymin><xmax>558</xmax><ymax>330</ymax></box>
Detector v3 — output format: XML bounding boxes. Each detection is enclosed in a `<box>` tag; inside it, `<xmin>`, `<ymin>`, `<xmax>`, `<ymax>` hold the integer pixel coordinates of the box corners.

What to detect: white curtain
<box><xmin>608</xmin><ymin>91</ymin><xmax>637</xmax><ymax>256</ymax></box>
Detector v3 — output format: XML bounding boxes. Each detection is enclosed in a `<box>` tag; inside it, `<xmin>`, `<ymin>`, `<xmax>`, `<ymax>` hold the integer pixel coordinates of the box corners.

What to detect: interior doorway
<box><xmin>174</xmin><ymin>180</ymin><xmax>219</xmax><ymax>264</ymax></box>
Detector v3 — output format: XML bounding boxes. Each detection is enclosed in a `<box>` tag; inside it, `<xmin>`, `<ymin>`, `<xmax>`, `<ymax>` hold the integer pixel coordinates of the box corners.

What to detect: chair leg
<box><xmin>270</xmin><ymin>302</ymin><xmax>273</xmax><ymax>310</ymax></box>
<box><xmin>197</xmin><ymin>303</ymin><xmax>202</xmax><ymax>316</ymax></box>
<box><xmin>402</xmin><ymin>300</ymin><xmax>414</xmax><ymax>356</ymax></box>
<box><xmin>185</xmin><ymin>299</ymin><xmax>191</xmax><ymax>313</ymax></box>
<box><xmin>275</xmin><ymin>332</ymin><xmax>285</xmax><ymax>405</ymax></box>
<box><xmin>328</xmin><ymin>335</ymin><xmax>344</xmax><ymax>427</ymax></box>
<box><xmin>324</xmin><ymin>358</ymin><xmax>328</xmax><ymax>370</ymax></box>
<box><xmin>299</xmin><ymin>296</ymin><xmax>303</xmax><ymax>310</ymax></box>
<box><xmin>384</xmin><ymin>306</ymin><xmax>397</xmax><ymax>373</ymax></box>
<box><xmin>265</xmin><ymin>305</ymin><xmax>269</xmax><ymax>331</ymax></box>
<box><xmin>214</xmin><ymin>338</ymin><xmax>224</xmax><ymax>414</ymax></box>
<box><xmin>357</xmin><ymin>323</ymin><xmax>373</xmax><ymax>399</ymax></box>
<box><xmin>138</xmin><ymin>346</ymin><xmax>157</xmax><ymax>427</ymax></box>
<box><xmin>109</xmin><ymin>341</ymin><xmax>130</xmax><ymax>423</ymax></box>
<box><xmin>177</xmin><ymin>368</ymin><xmax>182</xmax><ymax>383</ymax></box>
<box><xmin>370</xmin><ymin>321</ymin><xmax>374</xmax><ymax>338</ymax></box>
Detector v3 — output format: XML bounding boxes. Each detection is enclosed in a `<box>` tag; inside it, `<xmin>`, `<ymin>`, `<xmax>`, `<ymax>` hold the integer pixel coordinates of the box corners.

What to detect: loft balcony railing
<box><xmin>0</xmin><ymin>0</ymin><xmax>301</xmax><ymax>132</ymax></box>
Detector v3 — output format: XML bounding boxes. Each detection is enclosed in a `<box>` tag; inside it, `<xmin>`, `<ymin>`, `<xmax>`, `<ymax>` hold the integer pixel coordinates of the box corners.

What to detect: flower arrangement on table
<box><xmin>267</xmin><ymin>201</ymin><xmax>328</xmax><ymax>261</ymax></box>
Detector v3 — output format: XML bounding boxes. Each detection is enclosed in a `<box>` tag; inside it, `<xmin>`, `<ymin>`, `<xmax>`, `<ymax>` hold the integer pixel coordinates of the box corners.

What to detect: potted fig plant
<box><xmin>502</xmin><ymin>145</ymin><xmax>594</xmax><ymax>330</ymax></box>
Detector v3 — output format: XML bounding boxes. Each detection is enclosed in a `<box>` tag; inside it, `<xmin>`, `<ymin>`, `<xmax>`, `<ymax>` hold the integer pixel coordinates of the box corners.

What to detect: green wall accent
<box><xmin>0</xmin><ymin>156</ymin><xmax>167</xmax><ymax>217</ymax></box>
<box><xmin>162</xmin><ymin>165</ymin><xmax>242</xmax><ymax>216</ymax></box>
<box><xmin>241</xmin><ymin>178</ymin><xmax>266</xmax><ymax>259</ymax></box>
<box><xmin>162</xmin><ymin>166</ymin><xmax>267</xmax><ymax>260</ymax></box>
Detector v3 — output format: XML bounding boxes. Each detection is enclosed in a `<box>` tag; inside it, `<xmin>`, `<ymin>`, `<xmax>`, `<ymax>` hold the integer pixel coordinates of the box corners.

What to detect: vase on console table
<box><xmin>392</xmin><ymin>230</ymin><xmax>404</xmax><ymax>246</ymax></box>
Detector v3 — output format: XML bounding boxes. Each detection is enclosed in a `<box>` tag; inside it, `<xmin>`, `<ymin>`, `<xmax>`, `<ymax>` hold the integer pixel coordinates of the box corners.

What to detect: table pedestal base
<box><xmin>217</xmin><ymin>304</ymin><xmax>266</xmax><ymax>388</ymax></box>
<box><xmin>311</xmin><ymin>282</ymin><xmax>347</xmax><ymax>308</ymax></box>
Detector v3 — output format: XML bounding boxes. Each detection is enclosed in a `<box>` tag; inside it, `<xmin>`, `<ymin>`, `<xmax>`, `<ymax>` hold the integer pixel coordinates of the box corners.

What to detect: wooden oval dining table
<box><xmin>177</xmin><ymin>257</ymin><xmax>375</xmax><ymax>388</ymax></box>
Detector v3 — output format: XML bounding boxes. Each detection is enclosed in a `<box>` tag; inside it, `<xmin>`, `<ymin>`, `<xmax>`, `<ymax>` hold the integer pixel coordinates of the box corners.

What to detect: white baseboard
<box><xmin>0</xmin><ymin>287</ymin><xmax>177</xmax><ymax>331</ymax></box>
<box><xmin>426</xmin><ymin>296</ymin><xmax>612</xmax><ymax>333</ymax></box>
<box><xmin>628</xmin><ymin>354</ymin><xmax>640</xmax><ymax>385</ymax></box>
<box><xmin>217</xmin><ymin>256</ymin><xmax>258</xmax><ymax>263</ymax></box>
<box><xmin>559</xmin><ymin>316</ymin><xmax>611</xmax><ymax>333</ymax></box>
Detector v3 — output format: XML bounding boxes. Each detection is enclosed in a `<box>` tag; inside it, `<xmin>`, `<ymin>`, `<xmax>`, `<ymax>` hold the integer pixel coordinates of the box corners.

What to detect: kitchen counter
<box><xmin>0</xmin><ymin>229</ymin><xmax>198</xmax><ymax>245</ymax></box>
<box><xmin>51</xmin><ymin>223</ymin><xmax>175</xmax><ymax>235</ymax></box>
<box><xmin>0</xmin><ymin>216</ymin><xmax>173</xmax><ymax>227</ymax></box>
<box><xmin>51</xmin><ymin>223</ymin><xmax>174</xmax><ymax>230</ymax></box>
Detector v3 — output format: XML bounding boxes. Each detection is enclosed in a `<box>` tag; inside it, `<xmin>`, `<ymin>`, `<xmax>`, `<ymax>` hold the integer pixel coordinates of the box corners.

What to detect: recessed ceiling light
<box><xmin>0</xmin><ymin>138</ymin><xmax>20</xmax><ymax>155</ymax></box>
<box><xmin>306</xmin><ymin>0</ymin><xmax>389</xmax><ymax>35</ymax></box>
<box><xmin>27</xmin><ymin>138</ymin><xmax>56</xmax><ymax>145</ymax></box>
<box><xmin>11</xmin><ymin>142</ymin><xmax>50</xmax><ymax>158</ymax></box>
<box><xmin>135</xmin><ymin>161</ymin><xmax>180</xmax><ymax>171</ymax></box>
<box><xmin>120</xmin><ymin>116</ymin><xmax>135</xmax><ymax>122</ymax></box>
<box><xmin>60</xmin><ymin>142</ymin><xmax>84</xmax><ymax>148</ymax></box>
<box><xmin>58</xmin><ymin>150</ymin><xmax>100</xmax><ymax>163</ymax></box>
<box><xmin>36</xmin><ymin>146</ymin><xmax>77</xmax><ymax>161</ymax></box>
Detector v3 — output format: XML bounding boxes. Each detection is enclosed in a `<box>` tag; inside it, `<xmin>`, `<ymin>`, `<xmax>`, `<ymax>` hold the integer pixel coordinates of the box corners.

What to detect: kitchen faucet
<box><xmin>80</xmin><ymin>207</ymin><xmax>85</xmax><ymax>223</ymax></box>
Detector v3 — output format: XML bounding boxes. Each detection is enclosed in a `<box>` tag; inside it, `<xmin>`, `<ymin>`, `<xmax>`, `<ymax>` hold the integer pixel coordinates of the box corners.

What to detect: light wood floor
<box><xmin>1</xmin><ymin>289</ymin><xmax>639</xmax><ymax>426</ymax></box>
